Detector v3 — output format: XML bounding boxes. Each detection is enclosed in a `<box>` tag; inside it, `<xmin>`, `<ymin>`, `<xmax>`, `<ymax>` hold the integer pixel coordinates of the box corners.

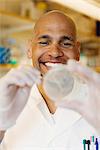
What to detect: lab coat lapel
<box><xmin>52</xmin><ymin>107</ymin><xmax>81</xmax><ymax>138</ymax></box>
<box><xmin>37</xmin><ymin>101</ymin><xmax>81</xmax><ymax>145</ymax></box>
<box><xmin>29</xmin><ymin>85</ymin><xmax>81</xmax><ymax>145</ymax></box>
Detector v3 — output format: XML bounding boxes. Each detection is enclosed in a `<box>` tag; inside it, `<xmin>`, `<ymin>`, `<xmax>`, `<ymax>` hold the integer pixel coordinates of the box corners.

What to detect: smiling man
<box><xmin>0</xmin><ymin>10</ymin><xmax>98</xmax><ymax>150</ymax></box>
<box><xmin>27</xmin><ymin>11</ymin><xmax>80</xmax><ymax>114</ymax></box>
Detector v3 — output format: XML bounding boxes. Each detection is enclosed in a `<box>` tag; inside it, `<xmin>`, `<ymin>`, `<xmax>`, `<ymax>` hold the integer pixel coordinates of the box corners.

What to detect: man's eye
<box><xmin>39</xmin><ymin>41</ymin><xmax>49</xmax><ymax>46</ymax></box>
<box><xmin>62</xmin><ymin>42</ymin><xmax>73</xmax><ymax>47</ymax></box>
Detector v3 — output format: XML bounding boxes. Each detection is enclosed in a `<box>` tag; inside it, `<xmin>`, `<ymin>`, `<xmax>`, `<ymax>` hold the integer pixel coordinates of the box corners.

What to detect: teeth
<box><xmin>45</xmin><ymin>63</ymin><xmax>62</xmax><ymax>67</ymax></box>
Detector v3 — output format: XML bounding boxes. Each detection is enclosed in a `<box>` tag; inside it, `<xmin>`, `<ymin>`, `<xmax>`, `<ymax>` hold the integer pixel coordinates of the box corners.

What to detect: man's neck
<box><xmin>37</xmin><ymin>84</ymin><xmax>57</xmax><ymax>114</ymax></box>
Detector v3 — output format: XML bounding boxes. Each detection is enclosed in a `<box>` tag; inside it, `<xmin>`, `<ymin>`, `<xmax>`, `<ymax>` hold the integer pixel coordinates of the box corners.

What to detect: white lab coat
<box><xmin>0</xmin><ymin>85</ymin><xmax>97</xmax><ymax>150</ymax></box>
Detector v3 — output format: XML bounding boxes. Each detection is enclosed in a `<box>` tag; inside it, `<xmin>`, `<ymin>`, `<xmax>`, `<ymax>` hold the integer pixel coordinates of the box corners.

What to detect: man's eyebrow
<box><xmin>61</xmin><ymin>36</ymin><xmax>74</xmax><ymax>41</ymax></box>
<box><xmin>37</xmin><ymin>35</ymin><xmax>74</xmax><ymax>41</ymax></box>
<box><xmin>38</xmin><ymin>35</ymin><xmax>50</xmax><ymax>40</ymax></box>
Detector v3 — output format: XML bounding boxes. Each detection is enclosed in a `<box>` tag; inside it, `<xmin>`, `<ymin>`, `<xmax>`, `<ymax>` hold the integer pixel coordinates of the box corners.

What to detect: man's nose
<box><xmin>48</xmin><ymin>45</ymin><xmax>64</xmax><ymax>58</ymax></box>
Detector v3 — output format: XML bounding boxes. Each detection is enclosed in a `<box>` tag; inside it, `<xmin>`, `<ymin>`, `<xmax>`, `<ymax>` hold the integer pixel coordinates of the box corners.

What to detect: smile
<box><xmin>45</xmin><ymin>62</ymin><xmax>63</xmax><ymax>67</ymax></box>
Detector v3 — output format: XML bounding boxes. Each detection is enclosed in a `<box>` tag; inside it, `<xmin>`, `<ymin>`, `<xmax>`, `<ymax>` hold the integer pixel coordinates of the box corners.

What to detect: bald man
<box><xmin>0</xmin><ymin>11</ymin><xmax>98</xmax><ymax>150</ymax></box>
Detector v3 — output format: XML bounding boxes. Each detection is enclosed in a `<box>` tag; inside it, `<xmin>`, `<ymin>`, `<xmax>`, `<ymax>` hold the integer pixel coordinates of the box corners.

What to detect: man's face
<box><xmin>28</xmin><ymin>15</ymin><xmax>80</xmax><ymax>76</ymax></box>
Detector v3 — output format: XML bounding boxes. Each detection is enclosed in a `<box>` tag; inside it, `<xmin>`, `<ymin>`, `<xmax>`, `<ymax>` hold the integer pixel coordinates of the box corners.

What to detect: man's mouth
<box><xmin>40</xmin><ymin>62</ymin><xmax>64</xmax><ymax>69</ymax></box>
<box><xmin>45</xmin><ymin>62</ymin><xmax>63</xmax><ymax>67</ymax></box>
<box><xmin>39</xmin><ymin>58</ymin><xmax>67</xmax><ymax>75</ymax></box>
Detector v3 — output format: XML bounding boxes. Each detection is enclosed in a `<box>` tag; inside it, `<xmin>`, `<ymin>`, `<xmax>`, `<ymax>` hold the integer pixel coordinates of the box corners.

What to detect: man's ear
<box><xmin>27</xmin><ymin>40</ymin><xmax>32</xmax><ymax>59</ymax></box>
<box><xmin>27</xmin><ymin>48</ymin><xmax>32</xmax><ymax>58</ymax></box>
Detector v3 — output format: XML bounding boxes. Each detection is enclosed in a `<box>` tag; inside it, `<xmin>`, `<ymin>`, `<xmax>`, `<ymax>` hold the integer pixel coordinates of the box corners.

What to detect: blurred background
<box><xmin>0</xmin><ymin>0</ymin><xmax>100</xmax><ymax>77</ymax></box>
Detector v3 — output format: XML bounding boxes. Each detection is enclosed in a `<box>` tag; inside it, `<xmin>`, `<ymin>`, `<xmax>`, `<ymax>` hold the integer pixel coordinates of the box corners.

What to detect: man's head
<box><xmin>27</xmin><ymin>10</ymin><xmax>80</xmax><ymax>76</ymax></box>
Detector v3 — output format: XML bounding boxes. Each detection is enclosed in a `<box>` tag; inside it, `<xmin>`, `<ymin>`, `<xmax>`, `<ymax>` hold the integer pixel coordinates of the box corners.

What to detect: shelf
<box><xmin>94</xmin><ymin>66</ymin><xmax>100</xmax><ymax>73</ymax></box>
<box><xmin>0</xmin><ymin>63</ymin><xmax>18</xmax><ymax>78</ymax></box>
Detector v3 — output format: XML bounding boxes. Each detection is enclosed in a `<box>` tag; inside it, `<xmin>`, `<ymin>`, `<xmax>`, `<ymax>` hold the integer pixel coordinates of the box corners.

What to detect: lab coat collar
<box><xmin>28</xmin><ymin>84</ymin><xmax>81</xmax><ymax>131</ymax></box>
<box><xmin>28</xmin><ymin>84</ymin><xmax>55</xmax><ymax>125</ymax></box>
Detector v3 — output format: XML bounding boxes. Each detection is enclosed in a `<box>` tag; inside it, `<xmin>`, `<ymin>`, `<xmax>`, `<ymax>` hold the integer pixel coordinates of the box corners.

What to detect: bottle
<box><xmin>95</xmin><ymin>138</ymin><xmax>99</xmax><ymax>150</ymax></box>
<box><xmin>90</xmin><ymin>136</ymin><xmax>95</xmax><ymax>150</ymax></box>
<box><xmin>43</xmin><ymin>64</ymin><xmax>88</xmax><ymax>102</ymax></box>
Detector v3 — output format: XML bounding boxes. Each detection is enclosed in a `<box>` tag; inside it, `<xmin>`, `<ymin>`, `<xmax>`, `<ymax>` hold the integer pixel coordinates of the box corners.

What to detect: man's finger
<box><xmin>67</xmin><ymin>59</ymin><xmax>100</xmax><ymax>85</ymax></box>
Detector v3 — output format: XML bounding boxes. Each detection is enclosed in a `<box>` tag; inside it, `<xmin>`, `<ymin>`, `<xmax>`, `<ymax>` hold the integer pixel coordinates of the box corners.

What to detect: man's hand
<box><xmin>56</xmin><ymin>59</ymin><xmax>100</xmax><ymax>133</ymax></box>
<box><xmin>0</xmin><ymin>65</ymin><xmax>41</xmax><ymax>130</ymax></box>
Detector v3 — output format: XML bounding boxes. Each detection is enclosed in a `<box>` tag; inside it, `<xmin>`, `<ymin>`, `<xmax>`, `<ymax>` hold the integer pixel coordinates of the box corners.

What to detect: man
<box><xmin>0</xmin><ymin>10</ymin><xmax>99</xmax><ymax>150</ymax></box>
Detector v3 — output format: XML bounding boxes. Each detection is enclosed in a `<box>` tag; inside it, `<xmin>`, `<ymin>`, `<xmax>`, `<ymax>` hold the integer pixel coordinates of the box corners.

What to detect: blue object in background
<box><xmin>0</xmin><ymin>46</ymin><xmax>11</xmax><ymax>64</ymax></box>
<box><xmin>95</xmin><ymin>138</ymin><xmax>99</xmax><ymax>150</ymax></box>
